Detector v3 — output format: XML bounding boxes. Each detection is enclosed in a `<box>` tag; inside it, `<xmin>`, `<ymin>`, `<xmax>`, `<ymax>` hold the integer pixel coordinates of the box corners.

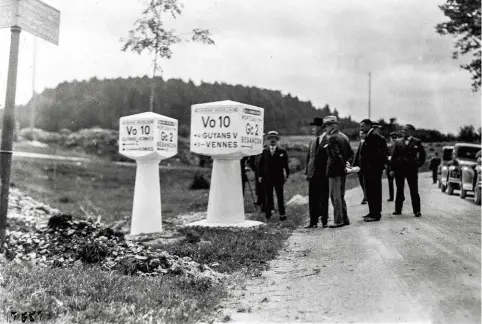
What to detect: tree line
<box><xmin>8</xmin><ymin>76</ymin><xmax>479</xmax><ymax>143</ymax></box>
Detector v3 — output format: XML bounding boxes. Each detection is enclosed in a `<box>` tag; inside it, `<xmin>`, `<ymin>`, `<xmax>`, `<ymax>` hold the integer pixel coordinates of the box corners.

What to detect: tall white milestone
<box><xmin>119</xmin><ymin>112</ymin><xmax>178</xmax><ymax>235</ymax></box>
<box><xmin>189</xmin><ymin>100</ymin><xmax>264</xmax><ymax>227</ymax></box>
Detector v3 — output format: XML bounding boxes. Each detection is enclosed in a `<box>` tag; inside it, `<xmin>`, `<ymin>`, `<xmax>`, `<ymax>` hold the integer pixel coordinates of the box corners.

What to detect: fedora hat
<box><xmin>323</xmin><ymin>115</ymin><xmax>338</xmax><ymax>124</ymax></box>
<box><xmin>266</xmin><ymin>130</ymin><xmax>280</xmax><ymax>140</ymax></box>
<box><xmin>309</xmin><ymin>117</ymin><xmax>323</xmax><ymax>126</ymax></box>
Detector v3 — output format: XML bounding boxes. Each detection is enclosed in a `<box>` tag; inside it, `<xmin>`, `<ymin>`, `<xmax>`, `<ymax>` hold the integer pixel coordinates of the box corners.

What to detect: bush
<box><xmin>190</xmin><ymin>173</ymin><xmax>210</xmax><ymax>190</ymax></box>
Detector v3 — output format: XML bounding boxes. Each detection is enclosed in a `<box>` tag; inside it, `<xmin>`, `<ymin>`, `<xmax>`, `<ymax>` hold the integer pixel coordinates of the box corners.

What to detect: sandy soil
<box><xmin>217</xmin><ymin>173</ymin><xmax>481</xmax><ymax>324</ymax></box>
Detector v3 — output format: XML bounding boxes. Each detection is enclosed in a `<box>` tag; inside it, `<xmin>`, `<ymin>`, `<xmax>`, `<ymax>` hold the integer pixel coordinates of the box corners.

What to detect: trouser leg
<box><xmin>275</xmin><ymin>183</ymin><xmax>285</xmax><ymax>216</ymax></box>
<box><xmin>394</xmin><ymin>172</ymin><xmax>406</xmax><ymax>213</ymax></box>
<box><xmin>308</xmin><ymin>178</ymin><xmax>321</xmax><ymax>225</ymax></box>
<box><xmin>407</xmin><ymin>170</ymin><xmax>421</xmax><ymax>214</ymax></box>
<box><xmin>329</xmin><ymin>177</ymin><xmax>344</xmax><ymax>225</ymax></box>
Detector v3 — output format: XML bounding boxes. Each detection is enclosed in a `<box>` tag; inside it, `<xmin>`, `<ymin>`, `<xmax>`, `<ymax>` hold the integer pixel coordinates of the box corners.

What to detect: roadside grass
<box><xmin>10</xmin><ymin>157</ymin><xmax>212</xmax><ymax>224</ymax></box>
<box><xmin>0</xmin><ymin>263</ymin><xmax>226</xmax><ymax>324</ymax></box>
<box><xmin>3</xmin><ymin>148</ymin><xmax>362</xmax><ymax>323</ymax></box>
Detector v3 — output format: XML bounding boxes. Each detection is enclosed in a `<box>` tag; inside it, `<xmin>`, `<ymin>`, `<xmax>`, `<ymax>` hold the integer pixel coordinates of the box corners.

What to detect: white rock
<box><xmin>286</xmin><ymin>194</ymin><xmax>309</xmax><ymax>206</ymax></box>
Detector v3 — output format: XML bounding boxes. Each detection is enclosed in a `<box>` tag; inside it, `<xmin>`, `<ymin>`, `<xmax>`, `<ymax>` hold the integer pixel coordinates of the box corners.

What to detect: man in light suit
<box><xmin>323</xmin><ymin>116</ymin><xmax>354</xmax><ymax>228</ymax></box>
<box><xmin>258</xmin><ymin>131</ymin><xmax>290</xmax><ymax>221</ymax></box>
<box><xmin>304</xmin><ymin>117</ymin><xmax>329</xmax><ymax>228</ymax></box>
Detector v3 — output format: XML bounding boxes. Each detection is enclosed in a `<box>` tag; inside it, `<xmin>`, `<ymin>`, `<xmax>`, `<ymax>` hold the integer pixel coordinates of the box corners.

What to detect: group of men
<box><xmin>241</xmin><ymin>115</ymin><xmax>427</xmax><ymax>227</ymax></box>
<box><xmin>305</xmin><ymin>116</ymin><xmax>427</xmax><ymax>228</ymax></box>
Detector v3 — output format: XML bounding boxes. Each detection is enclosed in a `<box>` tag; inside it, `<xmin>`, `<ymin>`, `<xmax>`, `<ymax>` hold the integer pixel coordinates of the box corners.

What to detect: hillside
<box><xmin>13</xmin><ymin>77</ymin><xmax>360</xmax><ymax>136</ymax></box>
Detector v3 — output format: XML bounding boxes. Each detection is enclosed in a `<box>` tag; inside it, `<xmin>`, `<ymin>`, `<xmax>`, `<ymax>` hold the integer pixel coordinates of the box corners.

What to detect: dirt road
<box><xmin>219</xmin><ymin>173</ymin><xmax>481</xmax><ymax>323</ymax></box>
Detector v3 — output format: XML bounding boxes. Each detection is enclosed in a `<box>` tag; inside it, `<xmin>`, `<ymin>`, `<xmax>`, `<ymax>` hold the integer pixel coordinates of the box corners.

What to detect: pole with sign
<box><xmin>0</xmin><ymin>0</ymin><xmax>60</xmax><ymax>252</ymax></box>
<box><xmin>189</xmin><ymin>100</ymin><xmax>264</xmax><ymax>227</ymax></box>
<box><xmin>118</xmin><ymin>112</ymin><xmax>178</xmax><ymax>235</ymax></box>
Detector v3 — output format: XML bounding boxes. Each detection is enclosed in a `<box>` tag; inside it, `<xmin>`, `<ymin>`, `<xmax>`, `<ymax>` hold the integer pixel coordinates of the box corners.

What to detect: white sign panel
<box><xmin>17</xmin><ymin>0</ymin><xmax>60</xmax><ymax>45</ymax></box>
<box><xmin>190</xmin><ymin>100</ymin><xmax>264</xmax><ymax>157</ymax></box>
<box><xmin>119</xmin><ymin>119</ymin><xmax>156</xmax><ymax>153</ymax></box>
<box><xmin>156</xmin><ymin>118</ymin><xmax>177</xmax><ymax>154</ymax></box>
<box><xmin>119</xmin><ymin>112</ymin><xmax>178</xmax><ymax>160</ymax></box>
<box><xmin>0</xmin><ymin>0</ymin><xmax>14</xmax><ymax>29</ymax></box>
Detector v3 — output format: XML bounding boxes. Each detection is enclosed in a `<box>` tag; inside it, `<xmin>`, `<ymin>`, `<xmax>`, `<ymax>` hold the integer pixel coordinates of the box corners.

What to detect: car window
<box><xmin>457</xmin><ymin>147</ymin><xmax>481</xmax><ymax>160</ymax></box>
<box><xmin>443</xmin><ymin>149</ymin><xmax>453</xmax><ymax>160</ymax></box>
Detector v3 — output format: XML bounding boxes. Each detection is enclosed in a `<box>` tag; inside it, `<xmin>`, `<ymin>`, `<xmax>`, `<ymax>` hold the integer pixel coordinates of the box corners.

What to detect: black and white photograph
<box><xmin>0</xmin><ymin>0</ymin><xmax>480</xmax><ymax>323</ymax></box>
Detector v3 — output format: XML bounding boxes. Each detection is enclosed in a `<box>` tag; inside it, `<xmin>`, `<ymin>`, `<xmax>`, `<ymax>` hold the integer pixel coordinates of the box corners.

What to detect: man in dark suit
<box><xmin>358</xmin><ymin>119</ymin><xmax>389</xmax><ymax>222</ymax></box>
<box><xmin>390</xmin><ymin>124</ymin><xmax>426</xmax><ymax>217</ymax></box>
<box><xmin>304</xmin><ymin>117</ymin><xmax>329</xmax><ymax>228</ymax></box>
<box><xmin>429</xmin><ymin>152</ymin><xmax>441</xmax><ymax>184</ymax></box>
<box><xmin>258</xmin><ymin>131</ymin><xmax>290</xmax><ymax>220</ymax></box>
<box><xmin>386</xmin><ymin>132</ymin><xmax>399</xmax><ymax>201</ymax></box>
<box><xmin>353</xmin><ymin>131</ymin><xmax>368</xmax><ymax>205</ymax></box>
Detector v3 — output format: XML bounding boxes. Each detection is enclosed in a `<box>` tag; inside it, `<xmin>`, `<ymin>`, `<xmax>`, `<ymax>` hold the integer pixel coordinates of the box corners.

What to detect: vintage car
<box><xmin>446</xmin><ymin>143</ymin><xmax>481</xmax><ymax>200</ymax></box>
<box><xmin>474</xmin><ymin>156</ymin><xmax>481</xmax><ymax>205</ymax></box>
<box><xmin>439</xmin><ymin>145</ymin><xmax>454</xmax><ymax>192</ymax></box>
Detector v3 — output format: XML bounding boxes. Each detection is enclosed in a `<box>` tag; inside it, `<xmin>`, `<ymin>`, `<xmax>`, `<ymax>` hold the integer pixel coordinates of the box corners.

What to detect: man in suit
<box><xmin>304</xmin><ymin>117</ymin><xmax>329</xmax><ymax>228</ymax></box>
<box><xmin>323</xmin><ymin>116</ymin><xmax>354</xmax><ymax>228</ymax></box>
<box><xmin>258</xmin><ymin>131</ymin><xmax>290</xmax><ymax>220</ymax></box>
<box><xmin>353</xmin><ymin>130</ymin><xmax>368</xmax><ymax>205</ymax></box>
<box><xmin>429</xmin><ymin>152</ymin><xmax>441</xmax><ymax>184</ymax></box>
<box><xmin>386</xmin><ymin>132</ymin><xmax>399</xmax><ymax>201</ymax></box>
<box><xmin>358</xmin><ymin>119</ymin><xmax>389</xmax><ymax>222</ymax></box>
<box><xmin>390</xmin><ymin>124</ymin><xmax>426</xmax><ymax>217</ymax></box>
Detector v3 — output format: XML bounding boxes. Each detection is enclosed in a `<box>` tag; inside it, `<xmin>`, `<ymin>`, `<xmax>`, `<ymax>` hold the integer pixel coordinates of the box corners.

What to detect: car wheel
<box><xmin>475</xmin><ymin>186</ymin><xmax>481</xmax><ymax>205</ymax></box>
<box><xmin>447</xmin><ymin>182</ymin><xmax>454</xmax><ymax>195</ymax></box>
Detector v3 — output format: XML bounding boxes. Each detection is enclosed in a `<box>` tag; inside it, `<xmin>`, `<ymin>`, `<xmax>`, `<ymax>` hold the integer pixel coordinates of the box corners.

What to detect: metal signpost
<box><xmin>0</xmin><ymin>0</ymin><xmax>59</xmax><ymax>252</ymax></box>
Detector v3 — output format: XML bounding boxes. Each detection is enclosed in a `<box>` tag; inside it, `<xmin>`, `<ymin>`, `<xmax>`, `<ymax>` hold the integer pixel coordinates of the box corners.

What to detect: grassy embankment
<box><xmin>0</xmin><ymin>140</ymin><xmax>376</xmax><ymax>323</ymax></box>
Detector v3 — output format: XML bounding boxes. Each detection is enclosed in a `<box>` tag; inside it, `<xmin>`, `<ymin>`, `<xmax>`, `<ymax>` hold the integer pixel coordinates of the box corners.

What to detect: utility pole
<box><xmin>0</xmin><ymin>26</ymin><xmax>21</xmax><ymax>252</ymax></box>
<box><xmin>368</xmin><ymin>72</ymin><xmax>371</xmax><ymax>120</ymax></box>
<box><xmin>30</xmin><ymin>37</ymin><xmax>37</xmax><ymax>134</ymax></box>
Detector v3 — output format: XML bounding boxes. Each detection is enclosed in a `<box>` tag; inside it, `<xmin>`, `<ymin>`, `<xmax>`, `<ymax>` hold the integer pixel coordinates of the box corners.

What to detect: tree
<box><xmin>121</xmin><ymin>0</ymin><xmax>215</xmax><ymax>112</ymax></box>
<box><xmin>436</xmin><ymin>0</ymin><xmax>481</xmax><ymax>91</ymax></box>
<box><xmin>458</xmin><ymin>124</ymin><xmax>478</xmax><ymax>142</ymax></box>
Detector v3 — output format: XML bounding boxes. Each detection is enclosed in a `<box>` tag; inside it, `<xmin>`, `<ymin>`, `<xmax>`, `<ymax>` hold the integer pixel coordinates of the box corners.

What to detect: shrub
<box><xmin>190</xmin><ymin>173</ymin><xmax>210</xmax><ymax>190</ymax></box>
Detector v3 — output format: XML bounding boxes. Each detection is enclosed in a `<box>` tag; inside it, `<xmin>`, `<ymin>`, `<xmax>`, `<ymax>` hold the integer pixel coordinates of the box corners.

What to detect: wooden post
<box><xmin>0</xmin><ymin>25</ymin><xmax>21</xmax><ymax>252</ymax></box>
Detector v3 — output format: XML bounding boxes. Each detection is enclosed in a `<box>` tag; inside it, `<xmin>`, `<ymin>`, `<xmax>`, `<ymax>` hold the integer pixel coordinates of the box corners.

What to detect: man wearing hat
<box><xmin>358</xmin><ymin>119</ymin><xmax>389</xmax><ymax>222</ymax></box>
<box><xmin>258</xmin><ymin>131</ymin><xmax>290</xmax><ymax>220</ymax></box>
<box><xmin>323</xmin><ymin>116</ymin><xmax>354</xmax><ymax>228</ymax></box>
<box><xmin>390</xmin><ymin>124</ymin><xmax>426</xmax><ymax>217</ymax></box>
<box><xmin>305</xmin><ymin>117</ymin><xmax>329</xmax><ymax>228</ymax></box>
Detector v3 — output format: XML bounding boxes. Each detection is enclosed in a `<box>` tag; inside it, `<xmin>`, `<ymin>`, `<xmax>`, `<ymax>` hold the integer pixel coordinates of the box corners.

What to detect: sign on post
<box><xmin>190</xmin><ymin>100</ymin><xmax>264</xmax><ymax>158</ymax></box>
<box><xmin>119</xmin><ymin>112</ymin><xmax>178</xmax><ymax>235</ymax></box>
<box><xmin>0</xmin><ymin>0</ymin><xmax>60</xmax><ymax>45</ymax></box>
<box><xmin>188</xmin><ymin>100</ymin><xmax>265</xmax><ymax>228</ymax></box>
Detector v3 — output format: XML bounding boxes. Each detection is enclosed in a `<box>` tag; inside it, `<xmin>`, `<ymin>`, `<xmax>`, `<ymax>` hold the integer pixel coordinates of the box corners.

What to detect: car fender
<box><xmin>461</xmin><ymin>166</ymin><xmax>475</xmax><ymax>191</ymax></box>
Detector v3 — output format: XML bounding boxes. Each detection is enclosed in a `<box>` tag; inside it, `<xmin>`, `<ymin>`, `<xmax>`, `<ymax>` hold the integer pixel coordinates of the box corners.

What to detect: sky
<box><xmin>0</xmin><ymin>0</ymin><xmax>480</xmax><ymax>134</ymax></box>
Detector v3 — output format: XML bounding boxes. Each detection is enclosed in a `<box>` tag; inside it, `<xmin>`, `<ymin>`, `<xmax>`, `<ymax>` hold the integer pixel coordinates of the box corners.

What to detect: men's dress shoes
<box><xmin>392</xmin><ymin>211</ymin><xmax>402</xmax><ymax>215</ymax></box>
<box><xmin>362</xmin><ymin>214</ymin><xmax>371</xmax><ymax>219</ymax></box>
<box><xmin>329</xmin><ymin>224</ymin><xmax>345</xmax><ymax>228</ymax></box>
<box><xmin>387</xmin><ymin>199</ymin><xmax>394</xmax><ymax>202</ymax></box>
<box><xmin>414</xmin><ymin>212</ymin><xmax>422</xmax><ymax>217</ymax></box>
<box><xmin>280</xmin><ymin>216</ymin><xmax>287</xmax><ymax>221</ymax></box>
<box><xmin>322</xmin><ymin>225</ymin><xmax>328</xmax><ymax>228</ymax></box>
<box><xmin>364</xmin><ymin>217</ymin><xmax>380</xmax><ymax>222</ymax></box>
<box><xmin>361</xmin><ymin>200</ymin><xmax>367</xmax><ymax>205</ymax></box>
<box><xmin>305</xmin><ymin>224</ymin><xmax>317</xmax><ymax>228</ymax></box>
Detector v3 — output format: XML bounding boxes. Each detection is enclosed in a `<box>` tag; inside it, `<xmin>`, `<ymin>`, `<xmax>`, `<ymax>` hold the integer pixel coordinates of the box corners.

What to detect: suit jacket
<box><xmin>305</xmin><ymin>133</ymin><xmax>326</xmax><ymax>179</ymax></box>
<box><xmin>324</xmin><ymin>130</ymin><xmax>353</xmax><ymax>177</ymax></box>
<box><xmin>258</xmin><ymin>146</ymin><xmax>290</xmax><ymax>185</ymax></box>
<box><xmin>390</xmin><ymin>137</ymin><xmax>426</xmax><ymax>171</ymax></box>
<box><xmin>359</xmin><ymin>129</ymin><xmax>389</xmax><ymax>172</ymax></box>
